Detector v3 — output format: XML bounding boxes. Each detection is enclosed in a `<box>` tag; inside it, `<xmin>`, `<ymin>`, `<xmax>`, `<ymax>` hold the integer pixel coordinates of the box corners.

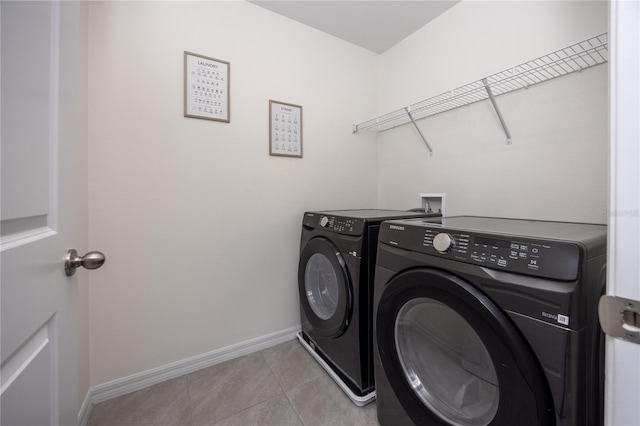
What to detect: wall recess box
<box><xmin>420</xmin><ymin>193</ymin><xmax>445</xmax><ymax>216</ymax></box>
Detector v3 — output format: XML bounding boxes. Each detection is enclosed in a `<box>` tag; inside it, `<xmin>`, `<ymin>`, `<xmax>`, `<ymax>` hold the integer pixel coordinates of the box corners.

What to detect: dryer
<box><xmin>373</xmin><ymin>216</ymin><xmax>606</xmax><ymax>425</ymax></box>
<box><xmin>297</xmin><ymin>209</ymin><xmax>438</xmax><ymax>406</ymax></box>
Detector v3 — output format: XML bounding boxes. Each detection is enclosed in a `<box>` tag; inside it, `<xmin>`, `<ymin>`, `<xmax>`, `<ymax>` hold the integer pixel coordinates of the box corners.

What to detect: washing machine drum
<box><xmin>298</xmin><ymin>237</ymin><xmax>353</xmax><ymax>338</ymax></box>
<box><xmin>376</xmin><ymin>269</ymin><xmax>555</xmax><ymax>426</ymax></box>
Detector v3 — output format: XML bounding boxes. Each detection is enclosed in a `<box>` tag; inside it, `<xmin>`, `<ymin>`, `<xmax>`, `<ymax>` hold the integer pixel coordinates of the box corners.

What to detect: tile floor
<box><xmin>86</xmin><ymin>339</ymin><xmax>380</xmax><ymax>426</ymax></box>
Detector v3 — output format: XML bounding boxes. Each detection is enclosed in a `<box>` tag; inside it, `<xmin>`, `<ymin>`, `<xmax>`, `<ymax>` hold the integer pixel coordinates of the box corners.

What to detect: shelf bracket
<box><xmin>482</xmin><ymin>78</ymin><xmax>512</xmax><ymax>145</ymax></box>
<box><xmin>405</xmin><ymin>107</ymin><xmax>433</xmax><ymax>156</ymax></box>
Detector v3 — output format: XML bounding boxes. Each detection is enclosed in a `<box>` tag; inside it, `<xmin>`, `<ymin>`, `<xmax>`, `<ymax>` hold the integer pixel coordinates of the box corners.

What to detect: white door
<box><xmin>1</xmin><ymin>1</ymin><xmax>89</xmax><ymax>425</ymax></box>
<box><xmin>606</xmin><ymin>1</ymin><xmax>640</xmax><ymax>425</ymax></box>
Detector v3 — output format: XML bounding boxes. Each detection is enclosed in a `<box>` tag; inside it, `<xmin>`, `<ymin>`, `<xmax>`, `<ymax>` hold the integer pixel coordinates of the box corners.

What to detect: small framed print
<box><xmin>184</xmin><ymin>51</ymin><xmax>230</xmax><ymax>122</ymax></box>
<box><xmin>269</xmin><ymin>100</ymin><xmax>303</xmax><ymax>158</ymax></box>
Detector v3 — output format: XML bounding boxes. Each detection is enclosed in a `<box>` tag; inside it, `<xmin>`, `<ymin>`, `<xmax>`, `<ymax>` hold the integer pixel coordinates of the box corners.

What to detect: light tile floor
<box><xmin>86</xmin><ymin>339</ymin><xmax>380</xmax><ymax>426</ymax></box>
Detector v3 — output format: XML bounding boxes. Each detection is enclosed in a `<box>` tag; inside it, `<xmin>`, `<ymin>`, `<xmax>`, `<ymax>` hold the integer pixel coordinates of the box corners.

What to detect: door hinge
<box><xmin>599</xmin><ymin>295</ymin><xmax>640</xmax><ymax>344</ymax></box>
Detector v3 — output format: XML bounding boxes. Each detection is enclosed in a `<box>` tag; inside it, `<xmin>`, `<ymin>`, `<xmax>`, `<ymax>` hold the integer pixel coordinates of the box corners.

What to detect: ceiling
<box><xmin>248</xmin><ymin>1</ymin><xmax>460</xmax><ymax>54</ymax></box>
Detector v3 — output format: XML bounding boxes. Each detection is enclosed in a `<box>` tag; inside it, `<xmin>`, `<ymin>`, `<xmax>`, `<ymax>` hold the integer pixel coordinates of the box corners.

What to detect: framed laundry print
<box><xmin>269</xmin><ymin>100</ymin><xmax>303</xmax><ymax>158</ymax></box>
<box><xmin>184</xmin><ymin>51</ymin><xmax>230</xmax><ymax>122</ymax></box>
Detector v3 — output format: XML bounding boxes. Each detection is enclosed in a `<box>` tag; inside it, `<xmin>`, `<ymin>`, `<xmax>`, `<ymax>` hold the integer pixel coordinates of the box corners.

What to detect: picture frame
<box><xmin>269</xmin><ymin>100</ymin><xmax>303</xmax><ymax>158</ymax></box>
<box><xmin>184</xmin><ymin>51</ymin><xmax>230</xmax><ymax>122</ymax></box>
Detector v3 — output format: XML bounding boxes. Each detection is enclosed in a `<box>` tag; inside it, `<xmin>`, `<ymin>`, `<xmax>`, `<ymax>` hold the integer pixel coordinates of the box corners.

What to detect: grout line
<box><xmin>260</xmin><ymin>346</ymin><xmax>306</xmax><ymax>426</ymax></box>
<box><xmin>282</xmin><ymin>383</ymin><xmax>306</xmax><ymax>426</ymax></box>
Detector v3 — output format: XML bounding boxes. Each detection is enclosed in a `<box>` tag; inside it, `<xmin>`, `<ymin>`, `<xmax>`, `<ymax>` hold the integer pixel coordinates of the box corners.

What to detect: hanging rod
<box><xmin>353</xmin><ymin>32</ymin><xmax>608</xmax><ymax>140</ymax></box>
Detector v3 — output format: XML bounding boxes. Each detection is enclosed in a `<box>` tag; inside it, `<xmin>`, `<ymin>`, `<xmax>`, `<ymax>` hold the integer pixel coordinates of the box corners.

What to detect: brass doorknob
<box><xmin>65</xmin><ymin>249</ymin><xmax>106</xmax><ymax>276</ymax></box>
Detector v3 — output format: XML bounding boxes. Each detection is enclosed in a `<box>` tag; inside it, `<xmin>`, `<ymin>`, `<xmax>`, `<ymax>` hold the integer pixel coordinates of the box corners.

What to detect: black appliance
<box><xmin>297</xmin><ymin>209</ymin><xmax>439</xmax><ymax>405</ymax></box>
<box><xmin>373</xmin><ymin>216</ymin><xmax>606</xmax><ymax>425</ymax></box>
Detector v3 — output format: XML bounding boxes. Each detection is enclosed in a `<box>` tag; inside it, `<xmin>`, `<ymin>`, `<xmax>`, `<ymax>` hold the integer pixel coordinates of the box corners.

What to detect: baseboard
<box><xmin>78</xmin><ymin>390</ymin><xmax>93</xmax><ymax>426</ymax></box>
<box><xmin>78</xmin><ymin>326</ymin><xmax>300</xmax><ymax>425</ymax></box>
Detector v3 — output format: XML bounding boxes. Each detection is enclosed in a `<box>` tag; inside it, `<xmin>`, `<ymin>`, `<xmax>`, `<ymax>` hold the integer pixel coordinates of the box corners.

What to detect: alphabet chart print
<box><xmin>184</xmin><ymin>52</ymin><xmax>230</xmax><ymax>122</ymax></box>
<box><xmin>269</xmin><ymin>100</ymin><xmax>303</xmax><ymax>158</ymax></box>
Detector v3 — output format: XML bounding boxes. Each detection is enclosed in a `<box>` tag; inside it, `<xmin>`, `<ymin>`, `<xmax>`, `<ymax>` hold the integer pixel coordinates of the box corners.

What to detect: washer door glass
<box><xmin>304</xmin><ymin>253</ymin><xmax>339</xmax><ymax>320</ymax></box>
<box><xmin>298</xmin><ymin>237</ymin><xmax>352</xmax><ymax>338</ymax></box>
<box><xmin>395</xmin><ymin>298</ymin><xmax>499</xmax><ymax>426</ymax></box>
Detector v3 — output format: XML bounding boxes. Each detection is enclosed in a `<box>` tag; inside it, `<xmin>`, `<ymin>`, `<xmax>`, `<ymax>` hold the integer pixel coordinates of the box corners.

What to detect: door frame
<box><xmin>605</xmin><ymin>1</ymin><xmax>640</xmax><ymax>425</ymax></box>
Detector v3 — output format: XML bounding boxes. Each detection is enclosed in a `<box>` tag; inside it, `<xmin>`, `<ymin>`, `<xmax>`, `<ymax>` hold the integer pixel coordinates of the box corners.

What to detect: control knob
<box><xmin>433</xmin><ymin>233</ymin><xmax>454</xmax><ymax>253</ymax></box>
<box><xmin>319</xmin><ymin>216</ymin><xmax>330</xmax><ymax>228</ymax></box>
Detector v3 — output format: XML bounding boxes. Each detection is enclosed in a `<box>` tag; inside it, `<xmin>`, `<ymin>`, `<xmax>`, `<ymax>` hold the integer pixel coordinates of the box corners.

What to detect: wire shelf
<box><xmin>354</xmin><ymin>33</ymin><xmax>608</xmax><ymax>134</ymax></box>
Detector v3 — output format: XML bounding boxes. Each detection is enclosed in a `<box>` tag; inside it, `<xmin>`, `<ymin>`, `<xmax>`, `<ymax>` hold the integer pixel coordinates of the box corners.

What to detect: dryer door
<box><xmin>298</xmin><ymin>237</ymin><xmax>353</xmax><ymax>338</ymax></box>
<box><xmin>376</xmin><ymin>268</ymin><xmax>554</xmax><ymax>426</ymax></box>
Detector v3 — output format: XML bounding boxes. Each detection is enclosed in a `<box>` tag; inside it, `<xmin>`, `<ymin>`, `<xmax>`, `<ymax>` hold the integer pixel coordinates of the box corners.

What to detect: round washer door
<box><xmin>376</xmin><ymin>268</ymin><xmax>555</xmax><ymax>426</ymax></box>
<box><xmin>298</xmin><ymin>237</ymin><xmax>353</xmax><ymax>338</ymax></box>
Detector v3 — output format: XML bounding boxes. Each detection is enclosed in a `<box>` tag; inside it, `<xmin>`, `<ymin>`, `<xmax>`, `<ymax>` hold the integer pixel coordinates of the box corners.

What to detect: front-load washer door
<box><xmin>376</xmin><ymin>268</ymin><xmax>555</xmax><ymax>426</ymax></box>
<box><xmin>299</xmin><ymin>237</ymin><xmax>353</xmax><ymax>338</ymax></box>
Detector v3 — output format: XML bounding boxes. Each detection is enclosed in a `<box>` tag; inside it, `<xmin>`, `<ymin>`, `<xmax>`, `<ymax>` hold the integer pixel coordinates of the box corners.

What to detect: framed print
<box><xmin>184</xmin><ymin>51</ymin><xmax>230</xmax><ymax>122</ymax></box>
<box><xmin>269</xmin><ymin>100</ymin><xmax>303</xmax><ymax>158</ymax></box>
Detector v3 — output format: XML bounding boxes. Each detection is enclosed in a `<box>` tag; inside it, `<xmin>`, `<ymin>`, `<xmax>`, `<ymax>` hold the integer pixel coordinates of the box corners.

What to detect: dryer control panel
<box><xmin>381</xmin><ymin>221</ymin><xmax>582</xmax><ymax>281</ymax></box>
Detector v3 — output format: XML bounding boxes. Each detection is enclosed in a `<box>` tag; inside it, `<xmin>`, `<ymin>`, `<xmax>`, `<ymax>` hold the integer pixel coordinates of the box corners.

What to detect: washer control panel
<box><xmin>423</xmin><ymin>230</ymin><xmax>470</xmax><ymax>255</ymax></box>
<box><xmin>383</xmin><ymin>223</ymin><xmax>581</xmax><ymax>281</ymax></box>
<box><xmin>303</xmin><ymin>213</ymin><xmax>364</xmax><ymax>236</ymax></box>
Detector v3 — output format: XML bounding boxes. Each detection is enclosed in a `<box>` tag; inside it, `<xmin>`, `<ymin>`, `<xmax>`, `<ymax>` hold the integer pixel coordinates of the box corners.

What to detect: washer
<box><xmin>373</xmin><ymin>216</ymin><xmax>606</xmax><ymax>425</ymax></box>
<box><xmin>297</xmin><ymin>209</ymin><xmax>439</xmax><ymax>406</ymax></box>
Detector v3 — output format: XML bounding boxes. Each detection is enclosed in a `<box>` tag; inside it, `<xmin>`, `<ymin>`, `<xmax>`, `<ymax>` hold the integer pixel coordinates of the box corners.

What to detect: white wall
<box><xmin>87</xmin><ymin>1</ymin><xmax>379</xmax><ymax>386</ymax></box>
<box><xmin>375</xmin><ymin>1</ymin><xmax>609</xmax><ymax>223</ymax></box>
<box><xmin>87</xmin><ymin>0</ymin><xmax>610</xmax><ymax>388</ymax></box>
